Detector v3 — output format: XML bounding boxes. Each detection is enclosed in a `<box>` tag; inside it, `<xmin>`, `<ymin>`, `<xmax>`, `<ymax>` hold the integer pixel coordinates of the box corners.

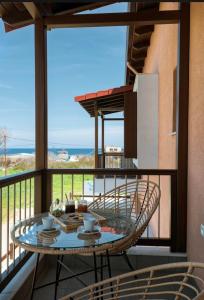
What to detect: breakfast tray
<box><xmin>50</xmin><ymin>211</ymin><xmax>106</xmax><ymax>232</ymax></box>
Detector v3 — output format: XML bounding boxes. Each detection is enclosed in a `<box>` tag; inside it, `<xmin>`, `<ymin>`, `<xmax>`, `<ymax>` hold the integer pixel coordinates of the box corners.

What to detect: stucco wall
<box><xmin>142</xmin><ymin>2</ymin><xmax>204</xmax><ymax>257</ymax></box>
<box><xmin>187</xmin><ymin>3</ymin><xmax>204</xmax><ymax>262</ymax></box>
<box><xmin>143</xmin><ymin>2</ymin><xmax>178</xmax><ymax>170</ymax></box>
<box><xmin>142</xmin><ymin>2</ymin><xmax>178</xmax><ymax>237</ymax></box>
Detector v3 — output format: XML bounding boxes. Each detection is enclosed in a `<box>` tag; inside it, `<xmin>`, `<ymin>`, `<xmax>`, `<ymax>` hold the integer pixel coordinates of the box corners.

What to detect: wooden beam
<box><xmin>131</xmin><ymin>55</ymin><xmax>147</xmax><ymax>63</ymax></box>
<box><xmin>54</xmin><ymin>2</ymin><xmax>115</xmax><ymax>16</ymax></box>
<box><xmin>2</xmin><ymin>10</ymin><xmax>31</xmax><ymax>26</ymax></box>
<box><xmin>101</xmin><ymin>115</ymin><xmax>105</xmax><ymax>168</ymax></box>
<box><xmin>94</xmin><ymin>104</ymin><xmax>99</xmax><ymax>168</ymax></box>
<box><xmin>35</xmin><ymin>19</ymin><xmax>48</xmax><ymax>212</ymax></box>
<box><xmin>176</xmin><ymin>3</ymin><xmax>190</xmax><ymax>252</ymax></box>
<box><xmin>45</xmin><ymin>10</ymin><xmax>180</xmax><ymax>29</ymax></box>
<box><xmin>4</xmin><ymin>21</ymin><xmax>33</xmax><ymax>33</ymax></box>
<box><xmin>99</xmin><ymin>107</ymin><xmax>124</xmax><ymax>112</ymax></box>
<box><xmin>124</xmin><ymin>92</ymin><xmax>137</xmax><ymax>158</ymax></box>
<box><xmin>131</xmin><ymin>62</ymin><xmax>145</xmax><ymax>70</ymax></box>
<box><xmin>0</xmin><ymin>4</ymin><xmax>6</xmax><ymax>17</ymax></box>
<box><xmin>133</xmin><ymin>40</ymin><xmax>150</xmax><ymax>49</ymax></box>
<box><xmin>131</xmin><ymin>49</ymin><xmax>147</xmax><ymax>59</ymax></box>
<box><xmin>134</xmin><ymin>25</ymin><xmax>154</xmax><ymax>35</ymax></box>
<box><xmin>104</xmin><ymin>118</ymin><xmax>124</xmax><ymax>121</ymax></box>
<box><xmin>23</xmin><ymin>2</ymin><xmax>41</xmax><ymax>20</ymax></box>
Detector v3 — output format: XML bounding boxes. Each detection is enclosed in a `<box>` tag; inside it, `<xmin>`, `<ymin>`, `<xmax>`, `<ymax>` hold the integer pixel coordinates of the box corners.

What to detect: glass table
<box><xmin>10</xmin><ymin>212</ymin><xmax>133</xmax><ymax>300</ymax></box>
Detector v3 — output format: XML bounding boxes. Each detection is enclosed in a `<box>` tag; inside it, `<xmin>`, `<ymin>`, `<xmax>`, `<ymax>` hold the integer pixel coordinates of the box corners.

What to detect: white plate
<box><xmin>77</xmin><ymin>225</ymin><xmax>101</xmax><ymax>235</ymax></box>
<box><xmin>35</xmin><ymin>224</ymin><xmax>61</xmax><ymax>233</ymax></box>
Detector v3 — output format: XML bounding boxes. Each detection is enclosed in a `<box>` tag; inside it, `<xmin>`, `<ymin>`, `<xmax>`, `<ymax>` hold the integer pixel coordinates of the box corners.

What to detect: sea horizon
<box><xmin>0</xmin><ymin>148</ymin><xmax>95</xmax><ymax>156</ymax></box>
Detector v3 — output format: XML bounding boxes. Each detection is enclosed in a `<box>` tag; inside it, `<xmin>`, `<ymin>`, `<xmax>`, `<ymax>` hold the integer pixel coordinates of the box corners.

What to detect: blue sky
<box><xmin>0</xmin><ymin>3</ymin><xmax>127</xmax><ymax>148</ymax></box>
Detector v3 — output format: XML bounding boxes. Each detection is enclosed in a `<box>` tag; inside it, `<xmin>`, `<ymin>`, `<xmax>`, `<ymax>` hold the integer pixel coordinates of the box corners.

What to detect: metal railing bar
<box><xmin>24</xmin><ymin>180</ymin><xmax>27</xmax><ymax>220</ymax></box>
<box><xmin>7</xmin><ymin>185</ymin><xmax>10</xmax><ymax>272</ymax></box>
<box><xmin>147</xmin><ymin>175</ymin><xmax>150</xmax><ymax>238</ymax></box>
<box><xmin>71</xmin><ymin>174</ymin><xmax>74</xmax><ymax>199</ymax></box>
<box><xmin>0</xmin><ymin>188</ymin><xmax>2</xmax><ymax>276</ymax></box>
<box><xmin>103</xmin><ymin>175</ymin><xmax>106</xmax><ymax>209</ymax></box>
<box><xmin>61</xmin><ymin>174</ymin><xmax>63</xmax><ymax>201</ymax></box>
<box><xmin>19</xmin><ymin>181</ymin><xmax>21</xmax><ymax>259</ymax></box>
<box><xmin>29</xmin><ymin>179</ymin><xmax>31</xmax><ymax>218</ymax></box>
<box><xmin>13</xmin><ymin>184</ymin><xmax>16</xmax><ymax>264</ymax></box>
<box><xmin>158</xmin><ymin>175</ymin><xmax>161</xmax><ymax>238</ymax></box>
<box><xmin>82</xmin><ymin>174</ymin><xmax>84</xmax><ymax>199</ymax></box>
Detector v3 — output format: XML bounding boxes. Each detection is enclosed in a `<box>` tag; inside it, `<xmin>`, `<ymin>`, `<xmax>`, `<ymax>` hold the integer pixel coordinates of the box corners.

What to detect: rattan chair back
<box><xmin>88</xmin><ymin>179</ymin><xmax>161</xmax><ymax>253</ymax></box>
<box><xmin>60</xmin><ymin>262</ymin><xmax>204</xmax><ymax>300</ymax></box>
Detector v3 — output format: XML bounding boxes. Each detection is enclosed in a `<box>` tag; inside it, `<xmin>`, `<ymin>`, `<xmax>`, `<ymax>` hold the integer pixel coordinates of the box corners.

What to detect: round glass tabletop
<box><xmin>11</xmin><ymin>212</ymin><xmax>133</xmax><ymax>254</ymax></box>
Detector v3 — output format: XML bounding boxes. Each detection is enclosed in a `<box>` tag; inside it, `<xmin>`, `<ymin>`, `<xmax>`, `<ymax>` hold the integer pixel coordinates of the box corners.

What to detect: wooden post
<box><xmin>34</xmin><ymin>20</ymin><xmax>48</xmax><ymax>213</ymax></box>
<box><xmin>175</xmin><ymin>3</ymin><xmax>190</xmax><ymax>252</ymax></box>
<box><xmin>124</xmin><ymin>92</ymin><xmax>137</xmax><ymax>158</ymax></box>
<box><xmin>94</xmin><ymin>103</ymin><xmax>98</xmax><ymax>168</ymax></box>
<box><xmin>101</xmin><ymin>115</ymin><xmax>105</xmax><ymax>168</ymax></box>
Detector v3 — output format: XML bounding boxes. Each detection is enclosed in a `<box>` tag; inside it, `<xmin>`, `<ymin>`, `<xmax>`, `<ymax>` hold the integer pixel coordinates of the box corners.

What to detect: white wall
<box><xmin>134</xmin><ymin>74</ymin><xmax>158</xmax><ymax>169</ymax></box>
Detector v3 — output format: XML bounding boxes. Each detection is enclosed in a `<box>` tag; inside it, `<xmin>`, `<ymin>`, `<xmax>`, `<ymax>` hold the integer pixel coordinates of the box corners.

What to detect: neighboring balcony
<box><xmin>97</xmin><ymin>153</ymin><xmax>136</xmax><ymax>169</ymax></box>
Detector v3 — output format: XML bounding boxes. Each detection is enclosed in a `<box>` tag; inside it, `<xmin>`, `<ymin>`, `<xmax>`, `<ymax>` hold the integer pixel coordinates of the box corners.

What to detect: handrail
<box><xmin>47</xmin><ymin>168</ymin><xmax>177</xmax><ymax>176</ymax></box>
<box><xmin>0</xmin><ymin>169</ymin><xmax>42</xmax><ymax>188</ymax></box>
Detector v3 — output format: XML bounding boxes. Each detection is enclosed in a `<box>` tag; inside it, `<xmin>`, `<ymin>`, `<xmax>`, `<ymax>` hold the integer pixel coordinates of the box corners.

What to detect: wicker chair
<box><xmin>87</xmin><ymin>179</ymin><xmax>161</xmax><ymax>269</ymax></box>
<box><xmin>60</xmin><ymin>262</ymin><xmax>204</xmax><ymax>300</ymax></box>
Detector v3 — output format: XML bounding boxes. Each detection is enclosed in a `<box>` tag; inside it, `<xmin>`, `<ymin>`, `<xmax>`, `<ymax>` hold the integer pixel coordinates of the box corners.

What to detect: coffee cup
<box><xmin>42</xmin><ymin>216</ymin><xmax>54</xmax><ymax>230</ymax></box>
<box><xmin>83</xmin><ymin>216</ymin><xmax>96</xmax><ymax>232</ymax></box>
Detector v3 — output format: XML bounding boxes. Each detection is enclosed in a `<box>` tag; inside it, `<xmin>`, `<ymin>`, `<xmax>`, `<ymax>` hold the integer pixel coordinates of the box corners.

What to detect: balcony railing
<box><xmin>0</xmin><ymin>170</ymin><xmax>42</xmax><ymax>292</ymax></box>
<box><xmin>98</xmin><ymin>153</ymin><xmax>136</xmax><ymax>169</ymax></box>
<box><xmin>0</xmin><ymin>168</ymin><xmax>178</xmax><ymax>291</ymax></box>
<box><xmin>47</xmin><ymin>168</ymin><xmax>177</xmax><ymax>246</ymax></box>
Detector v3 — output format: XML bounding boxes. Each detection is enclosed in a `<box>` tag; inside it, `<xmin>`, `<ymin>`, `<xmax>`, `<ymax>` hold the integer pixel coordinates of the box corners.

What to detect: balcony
<box><xmin>0</xmin><ymin>167</ymin><xmax>182</xmax><ymax>295</ymax></box>
<box><xmin>0</xmin><ymin>1</ymin><xmax>199</xmax><ymax>299</ymax></box>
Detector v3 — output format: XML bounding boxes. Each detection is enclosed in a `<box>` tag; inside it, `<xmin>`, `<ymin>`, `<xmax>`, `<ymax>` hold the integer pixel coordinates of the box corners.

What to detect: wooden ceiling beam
<box><xmin>4</xmin><ymin>21</ymin><xmax>33</xmax><ymax>32</ymax></box>
<box><xmin>133</xmin><ymin>40</ymin><xmax>150</xmax><ymax>49</ymax></box>
<box><xmin>134</xmin><ymin>25</ymin><xmax>154</xmax><ymax>35</ymax></box>
<box><xmin>45</xmin><ymin>10</ymin><xmax>180</xmax><ymax>29</ymax></box>
<box><xmin>2</xmin><ymin>10</ymin><xmax>31</xmax><ymax>26</ymax></box>
<box><xmin>131</xmin><ymin>62</ymin><xmax>145</xmax><ymax>69</ymax></box>
<box><xmin>0</xmin><ymin>4</ymin><xmax>7</xmax><ymax>17</ymax></box>
<box><xmin>23</xmin><ymin>2</ymin><xmax>42</xmax><ymax>20</ymax></box>
<box><xmin>131</xmin><ymin>55</ymin><xmax>147</xmax><ymax>63</ymax></box>
<box><xmin>53</xmin><ymin>2</ymin><xmax>115</xmax><ymax>16</ymax></box>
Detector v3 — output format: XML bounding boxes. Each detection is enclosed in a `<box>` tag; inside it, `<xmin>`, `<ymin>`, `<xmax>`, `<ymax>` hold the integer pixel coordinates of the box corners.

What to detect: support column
<box><xmin>94</xmin><ymin>103</ymin><xmax>98</xmax><ymax>168</ymax></box>
<box><xmin>175</xmin><ymin>3</ymin><xmax>190</xmax><ymax>252</ymax></box>
<box><xmin>34</xmin><ymin>20</ymin><xmax>48</xmax><ymax>213</ymax></box>
<box><xmin>101</xmin><ymin>115</ymin><xmax>105</xmax><ymax>168</ymax></box>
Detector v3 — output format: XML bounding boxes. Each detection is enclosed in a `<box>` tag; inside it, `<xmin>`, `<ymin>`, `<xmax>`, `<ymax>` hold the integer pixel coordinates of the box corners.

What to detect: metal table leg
<box><xmin>93</xmin><ymin>251</ymin><xmax>98</xmax><ymax>283</ymax></box>
<box><xmin>106</xmin><ymin>250</ymin><xmax>112</xmax><ymax>278</ymax></box>
<box><xmin>54</xmin><ymin>255</ymin><xmax>64</xmax><ymax>300</ymax></box>
<box><xmin>30</xmin><ymin>253</ymin><xmax>40</xmax><ymax>300</ymax></box>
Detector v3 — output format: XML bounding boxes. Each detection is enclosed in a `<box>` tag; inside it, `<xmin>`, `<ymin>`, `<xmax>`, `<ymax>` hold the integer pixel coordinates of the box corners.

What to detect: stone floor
<box><xmin>32</xmin><ymin>249</ymin><xmax>187</xmax><ymax>300</ymax></box>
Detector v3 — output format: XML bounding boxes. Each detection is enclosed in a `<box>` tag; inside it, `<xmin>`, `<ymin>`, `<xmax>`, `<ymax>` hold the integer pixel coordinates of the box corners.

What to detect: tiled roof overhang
<box><xmin>75</xmin><ymin>85</ymin><xmax>133</xmax><ymax>117</ymax></box>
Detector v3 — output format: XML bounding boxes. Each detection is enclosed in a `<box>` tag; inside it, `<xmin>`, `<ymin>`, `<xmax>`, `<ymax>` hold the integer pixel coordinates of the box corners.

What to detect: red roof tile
<box><xmin>74</xmin><ymin>85</ymin><xmax>133</xmax><ymax>102</ymax></box>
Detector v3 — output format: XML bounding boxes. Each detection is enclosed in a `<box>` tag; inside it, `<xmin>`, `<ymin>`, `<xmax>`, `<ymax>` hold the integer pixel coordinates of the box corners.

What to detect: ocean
<box><xmin>2</xmin><ymin>148</ymin><xmax>94</xmax><ymax>156</ymax></box>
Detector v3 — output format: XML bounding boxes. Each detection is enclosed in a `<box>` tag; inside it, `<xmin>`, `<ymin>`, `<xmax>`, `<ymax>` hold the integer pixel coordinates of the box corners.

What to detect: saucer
<box><xmin>36</xmin><ymin>224</ymin><xmax>61</xmax><ymax>233</ymax></box>
<box><xmin>77</xmin><ymin>225</ymin><xmax>101</xmax><ymax>236</ymax></box>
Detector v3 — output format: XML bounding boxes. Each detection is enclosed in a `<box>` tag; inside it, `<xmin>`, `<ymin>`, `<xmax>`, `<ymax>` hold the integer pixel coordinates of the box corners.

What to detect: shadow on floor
<box><xmin>33</xmin><ymin>253</ymin><xmax>187</xmax><ymax>300</ymax></box>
